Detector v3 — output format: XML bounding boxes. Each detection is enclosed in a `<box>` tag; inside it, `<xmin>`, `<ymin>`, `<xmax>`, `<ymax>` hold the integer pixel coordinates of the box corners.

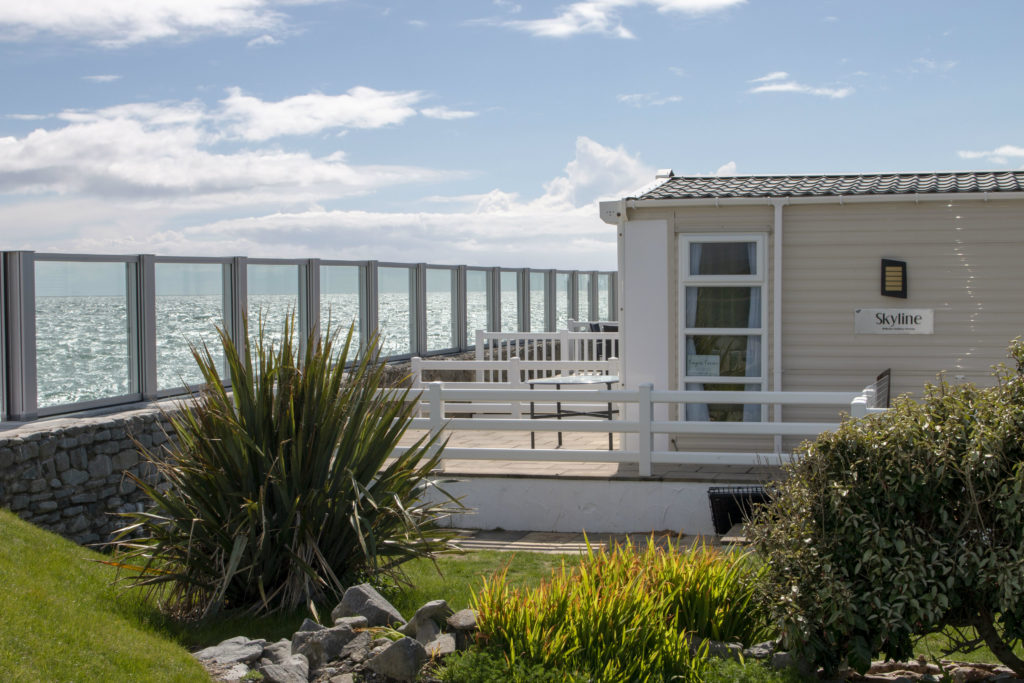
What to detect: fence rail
<box><xmin>398</xmin><ymin>382</ymin><xmax>875</xmax><ymax>476</ymax></box>
<box><xmin>0</xmin><ymin>251</ymin><xmax>616</xmax><ymax>421</ymax></box>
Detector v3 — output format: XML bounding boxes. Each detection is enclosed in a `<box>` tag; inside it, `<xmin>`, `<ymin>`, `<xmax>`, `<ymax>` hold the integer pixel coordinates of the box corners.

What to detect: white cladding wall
<box><xmin>781</xmin><ymin>199</ymin><xmax>1024</xmax><ymax>400</ymax></box>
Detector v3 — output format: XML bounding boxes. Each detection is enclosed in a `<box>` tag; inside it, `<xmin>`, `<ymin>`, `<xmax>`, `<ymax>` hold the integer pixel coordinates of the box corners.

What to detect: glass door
<box><xmin>679</xmin><ymin>235</ymin><xmax>766</xmax><ymax>421</ymax></box>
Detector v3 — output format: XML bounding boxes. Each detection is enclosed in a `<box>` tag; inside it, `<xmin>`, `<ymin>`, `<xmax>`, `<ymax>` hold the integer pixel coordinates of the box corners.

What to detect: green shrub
<box><xmin>749</xmin><ymin>339</ymin><xmax>1024</xmax><ymax>675</ymax></box>
<box><xmin>110</xmin><ymin>318</ymin><xmax>463</xmax><ymax>618</ymax></box>
<box><xmin>436</xmin><ymin>648</ymin><xmax>585</xmax><ymax>683</ymax></box>
<box><xmin>471</xmin><ymin>538</ymin><xmax>771</xmax><ymax>682</ymax></box>
<box><xmin>703</xmin><ymin>659</ymin><xmax>804</xmax><ymax>683</ymax></box>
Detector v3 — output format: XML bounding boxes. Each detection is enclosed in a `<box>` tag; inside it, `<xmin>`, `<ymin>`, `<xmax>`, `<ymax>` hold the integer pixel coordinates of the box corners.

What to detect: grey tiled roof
<box><xmin>634</xmin><ymin>171</ymin><xmax>1024</xmax><ymax>200</ymax></box>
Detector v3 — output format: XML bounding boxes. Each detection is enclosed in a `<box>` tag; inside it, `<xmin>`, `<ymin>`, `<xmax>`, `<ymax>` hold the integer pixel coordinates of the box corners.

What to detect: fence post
<box><xmin>475</xmin><ymin>329</ymin><xmax>484</xmax><ymax>381</ymax></box>
<box><xmin>638</xmin><ymin>383</ymin><xmax>653</xmax><ymax>477</ymax></box>
<box><xmin>428</xmin><ymin>381</ymin><xmax>444</xmax><ymax>441</ymax></box>
<box><xmin>510</xmin><ymin>357</ymin><xmax>522</xmax><ymax>419</ymax></box>
<box><xmin>850</xmin><ymin>392</ymin><xmax>868</xmax><ymax>419</ymax></box>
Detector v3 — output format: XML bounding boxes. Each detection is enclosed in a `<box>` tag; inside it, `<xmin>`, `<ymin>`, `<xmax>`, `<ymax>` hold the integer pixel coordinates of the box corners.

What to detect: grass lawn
<box><xmin>0</xmin><ymin>508</ymin><xmax>208</xmax><ymax>682</ymax></box>
<box><xmin>3</xmin><ymin>505</ymin><xmax>1018</xmax><ymax>681</ymax></box>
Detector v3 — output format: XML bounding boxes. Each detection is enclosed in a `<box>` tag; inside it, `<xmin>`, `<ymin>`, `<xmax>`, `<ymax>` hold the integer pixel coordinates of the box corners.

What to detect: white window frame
<box><xmin>678</xmin><ymin>233</ymin><xmax>767</xmax><ymax>420</ymax></box>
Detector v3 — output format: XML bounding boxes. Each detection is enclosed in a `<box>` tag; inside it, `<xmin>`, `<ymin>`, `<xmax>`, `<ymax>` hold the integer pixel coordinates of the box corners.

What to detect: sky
<box><xmin>0</xmin><ymin>1</ymin><xmax>1021</xmax><ymax>271</ymax></box>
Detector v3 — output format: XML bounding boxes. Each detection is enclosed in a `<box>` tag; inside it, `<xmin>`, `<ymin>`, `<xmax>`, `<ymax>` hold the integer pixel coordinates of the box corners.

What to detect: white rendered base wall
<box><xmin>427</xmin><ymin>476</ymin><xmax>719</xmax><ymax>536</ymax></box>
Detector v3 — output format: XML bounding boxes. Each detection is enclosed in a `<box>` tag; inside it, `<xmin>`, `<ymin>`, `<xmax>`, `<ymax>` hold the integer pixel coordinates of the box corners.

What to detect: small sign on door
<box><xmin>687</xmin><ymin>354</ymin><xmax>720</xmax><ymax>376</ymax></box>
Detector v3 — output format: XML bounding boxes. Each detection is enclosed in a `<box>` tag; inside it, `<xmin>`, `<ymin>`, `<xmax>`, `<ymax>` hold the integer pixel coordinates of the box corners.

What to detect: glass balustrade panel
<box><xmin>35</xmin><ymin>260</ymin><xmax>132</xmax><ymax>407</ymax></box>
<box><xmin>426</xmin><ymin>268</ymin><xmax>457</xmax><ymax>351</ymax></box>
<box><xmin>155</xmin><ymin>262</ymin><xmax>226</xmax><ymax>391</ymax></box>
<box><xmin>320</xmin><ymin>264</ymin><xmax>363</xmax><ymax>351</ymax></box>
<box><xmin>378</xmin><ymin>266</ymin><xmax>413</xmax><ymax>356</ymax></box>
<box><xmin>465</xmin><ymin>269</ymin><xmax>490</xmax><ymax>345</ymax></box>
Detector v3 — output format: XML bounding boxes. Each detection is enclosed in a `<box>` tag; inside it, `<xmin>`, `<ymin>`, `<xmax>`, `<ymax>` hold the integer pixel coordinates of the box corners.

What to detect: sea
<box><xmin>33</xmin><ymin>292</ymin><xmax>603</xmax><ymax>408</ymax></box>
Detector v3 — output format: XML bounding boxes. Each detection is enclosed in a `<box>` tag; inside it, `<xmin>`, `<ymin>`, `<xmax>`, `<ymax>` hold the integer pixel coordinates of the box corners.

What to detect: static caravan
<box><xmin>600</xmin><ymin>171</ymin><xmax>1024</xmax><ymax>458</ymax></box>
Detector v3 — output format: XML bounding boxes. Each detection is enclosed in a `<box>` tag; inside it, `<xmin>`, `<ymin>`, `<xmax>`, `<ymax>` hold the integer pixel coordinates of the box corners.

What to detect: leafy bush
<box><xmin>110</xmin><ymin>318</ymin><xmax>462</xmax><ymax>618</ymax></box>
<box><xmin>471</xmin><ymin>538</ymin><xmax>771</xmax><ymax>682</ymax></box>
<box><xmin>749</xmin><ymin>339</ymin><xmax>1024</xmax><ymax>675</ymax></box>
<box><xmin>436</xmin><ymin>648</ymin><xmax>585</xmax><ymax>683</ymax></box>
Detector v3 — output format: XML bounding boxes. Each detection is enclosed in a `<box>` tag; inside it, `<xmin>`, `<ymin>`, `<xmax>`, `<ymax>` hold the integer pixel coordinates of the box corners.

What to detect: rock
<box><xmin>400</xmin><ymin>599</ymin><xmax>451</xmax><ymax>643</ymax></box>
<box><xmin>338</xmin><ymin>631</ymin><xmax>372</xmax><ymax>663</ymax></box>
<box><xmin>424</xmin><ymin>633</ymin><xmax>457</xmax><ymax>658</ymax></box>
<box><xmin>771</xmin><ymin>651</ymin><xmax>816</xmax><ymax>678</ymax></box>
<box><xmin>743</xmin><ymin>641</ymin><xmax>776</xmax><ymax>660</ymax></box>
<box><xmin>333</xmin><ymin>615</ymin><xmax>368</xmax><ymax>630</ymax></box>
<box><xmin>194</xmin><ymin>636</ymin><xmax>266</xmax><ymax>665</ymax></box>
<box><xmin>329</xmin><ymin>674</ymin><xmax>355</xmax><ymax>683</ymax></box>
<box><xmin>447</xmin><ymin>608</ymin><xmax>478</xmax><ymax>631</ymax></box>
<box><xmin>291</xmin><ymin>624</ymin><xmax>356</xmax><ymax>670</ymax></box>
<box><xmin>949</xmin><ymin>666</ymin><xmax>999</xmax><ymax>683</ymax></box>
<box><xmin>262</xmin><ymin>639</ymin><xmax>293</xmax><ymax>665</ymax></box>
<box><xmin>298</xmin><ymin>617</ymin><xmax>323</xmax><ymax>632</ymax></box>
<box><xmin>259</xmin><ymin>658</ymin><xmax>309</xmax><ymax>683</ymax></box>
<box><xmin>331</xmin><ymin>583</ymin><xmax>405</xmax><ymax>627</ymax></box>
<box><xmin>367</xmin><ymin>637</ymin><xmax>427</xmax><ymax>683</ymax></box>
<box><xmin>707</xmin><ymin>640</ymin><xmax>743</xmax><ymax>662</ymax></box>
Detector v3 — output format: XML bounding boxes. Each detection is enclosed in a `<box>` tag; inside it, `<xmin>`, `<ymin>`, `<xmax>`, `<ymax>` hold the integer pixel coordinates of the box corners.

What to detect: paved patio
<box><xmin>445</xmin><ymin>527</ymin><xmax>747</xmax><ymax>554</ymax></box>
<box><xmin>401</xmin><ymin>426</ymin><xmax>785</xmax><ymax>484</ymax></box>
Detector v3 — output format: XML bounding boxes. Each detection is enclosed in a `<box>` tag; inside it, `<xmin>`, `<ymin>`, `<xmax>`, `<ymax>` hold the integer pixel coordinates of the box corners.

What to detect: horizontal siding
<box><xmin>781</xmin><ymin>200</ymin><xmax>1024</xmax><ymax>421</ymax></box>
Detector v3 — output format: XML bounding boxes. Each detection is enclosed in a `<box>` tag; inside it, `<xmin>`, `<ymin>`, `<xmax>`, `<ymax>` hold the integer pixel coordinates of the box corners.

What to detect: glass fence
<box><xmin>0</xmin><ymin>252</ymin><xmax>616</xmax><ymax>421</ymax></box>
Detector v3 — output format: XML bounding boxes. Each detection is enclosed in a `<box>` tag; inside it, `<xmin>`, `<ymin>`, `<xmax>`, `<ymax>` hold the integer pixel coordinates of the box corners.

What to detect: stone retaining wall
<box><xmin>0</xmin><ymin>403</ymin><xmax>178</xmax><ymax>546</ymax></box>
<box><xmin>0</xmin><ymin>355</ymin><xmax>471</xmax><ymax>546</ymax></box>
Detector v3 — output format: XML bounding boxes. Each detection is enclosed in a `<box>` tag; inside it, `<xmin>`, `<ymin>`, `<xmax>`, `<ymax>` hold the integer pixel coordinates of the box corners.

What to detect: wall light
<box><xmin>881</xmin><ymin>259</ymin><xmax>907</xmax><ymax>298</ymax></box>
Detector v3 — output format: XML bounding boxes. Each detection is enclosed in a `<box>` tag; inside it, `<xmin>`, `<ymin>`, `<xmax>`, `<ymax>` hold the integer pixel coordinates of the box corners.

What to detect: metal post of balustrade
<box><xmin>487</xmin><ymin>267</ymin><xmax>500</xmax><ymax>333</ymax></box>
<box><xmin>3</xmin><ymin>251</ymin><xmax>38</xmax><ymax>421</ymax></box>
<box><xmin>518</xmin><ymin>268</ymin><xmax>529</xmax><ymax>332</ymax></box>
<box><xmin>545</xmin><ymin>269</ymin><xmax>556</xmax><ymax>332</ymax></box>
<box><xmin>137</xmin><ymin>254</ymin><xmax>158</xmax><ymax>400</ymax></box>
<box><xmin>227</xmin><ymin>257</ymin><xmax>248</xmax><ymax>350</ymax></box>
<box><xmin>455</xmin><ymin>265</ymin><xmax>468</xmax><ymax>352</ymax></box>
<box><xmin>302</xmin><ymin>259</ymin><xmax>321</xmax><ymax>352</ymax></box>
<box><xmin>414</xmin><ymin>263</ymin><xmax>427</xmax><ymax>357</ymax></box>
<box><xmin>568</xmin><ymin>271</ymin><xmax>579</xmax><ymax>325</ymax></box>
<box><xmin>638</xmin><ymin>383</ymin><xmax>653</xmax><ymax>477</ymax></box>
<box><xmin>364</xmin><ymin>261</ymin><xmax>379</xmax><ymax>352</ymax></box>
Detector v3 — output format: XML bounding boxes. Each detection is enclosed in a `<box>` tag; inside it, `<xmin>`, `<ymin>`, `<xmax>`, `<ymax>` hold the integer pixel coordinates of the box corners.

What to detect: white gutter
<box><xmin>624</xmin><ymin>190</ymin><xmax>1024</xmax><ymax>211</ymax></box>
<box><xmin>771</xmin><ymin>199</ymin><xmax>784</xmax><ymax>456</ymax></box>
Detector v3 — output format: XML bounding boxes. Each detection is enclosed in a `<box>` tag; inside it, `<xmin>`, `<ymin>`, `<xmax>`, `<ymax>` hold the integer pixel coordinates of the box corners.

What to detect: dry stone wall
<box><xmin>0</xmin><ymin>403</ymin><xmax>178</xmax><ymax>546</ymax></box>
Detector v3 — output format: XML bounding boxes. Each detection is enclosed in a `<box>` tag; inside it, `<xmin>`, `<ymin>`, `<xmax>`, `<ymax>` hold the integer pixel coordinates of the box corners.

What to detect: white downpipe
<box><xmin>772</xmin><ymin>199</ymin><xmax>785</xmax><ymax>456</ymax></box>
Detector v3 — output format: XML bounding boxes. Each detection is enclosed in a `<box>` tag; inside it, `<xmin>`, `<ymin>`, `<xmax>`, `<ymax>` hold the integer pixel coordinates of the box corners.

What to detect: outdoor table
<box><xmin>527</xmin><ymin>374</ymin><xmax>619</xmax><ymax>450</ymax></box>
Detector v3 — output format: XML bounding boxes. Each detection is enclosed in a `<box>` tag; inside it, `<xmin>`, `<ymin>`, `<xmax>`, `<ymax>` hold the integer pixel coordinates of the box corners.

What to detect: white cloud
<box><xmin>750</xmin><ymin>71</ymin><xmax>788</xmax><ymax>83</ymax></box>
<box><xmin>219</xmin><ymin>87</ymin><xmax>424</xmax><ymax>140</ymax></box>
<box><xmin>247</xmin><ymin>33</ymin><xmax>280</xmax><ymax>47</ymax></box>
<box><xmin>407</xmin><ymin>19</ymin><xmax>427</xmax><ymax>28</ymax></box>
<box><xmin>715</xmin><ymin>161</ymin><xmax>736</xmax><ymax>176</ymax></box>
<box><xmin>748</xmin><ymin>72</ymin><xmax>853</xmax><ymax>99</ymax></box>
<box><xmin>0</xmin><ymin>93</ymin><xmax>464</xmax><ymax>204</ymax></box>
<box><xmin>957</xmin><ymin>145</ymin><xmax>1024</xmax><ymax>166</ymax></box>
<box><xmin>669</xmin><ymin>66</ymin><xmax>687</xmax><ymax>77</ymax></box>
<box><xmin>0</xmin><ymin>0</ymin><xmax>305</xmax><ymax>47</ymax></box>
<box><xmin>2</xmin><ymin>136</ymin><xmax>650</xmax><ymax>269</ymax></box>
<box><xmin>83</xmin><ymin>74</ymin><xmax>121</xmax><ymax>83</ymax></box>
<box><xmin>421</xmin><ymin>106</ymin><xmax>478</xmax><ymax>120</ymax></box>
<box><xmin>913</xmin><ymin>57</ymin><xmax>957</xmax><ymax>72</ymax></box>
<box><xmin>617</xmin><ymin>92</ymin><xmax>682</xmax><ymax>107</ymax></box>
<box><xmin>493</xmin><ymin>0</ymin><xmax>744</xmax><ymax>39</ymax></box>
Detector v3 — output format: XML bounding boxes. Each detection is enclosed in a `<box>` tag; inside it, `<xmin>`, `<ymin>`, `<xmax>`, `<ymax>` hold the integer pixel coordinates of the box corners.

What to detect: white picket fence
<box><xmin>397</xmin><ymin>382</ymin><xmax>880</xmax><ymax>476</ymax></box>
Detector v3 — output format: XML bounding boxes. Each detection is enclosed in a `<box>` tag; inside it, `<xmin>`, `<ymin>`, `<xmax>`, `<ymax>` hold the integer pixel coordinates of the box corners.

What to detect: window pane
<box><xmin>500</xmin><ymin>271</ymin><xmax>520</xmax><ymax>333</ymax></box>
<box><xmin>685</xmin><ymin>383</ymin><xmax>762</xmax><ymax>422</ymax></box>
<box><xmin>555</xmin><ymin>273</ymin><xmax>570</xmax><ymax>330</ymax></box>
<box><xmin>466</xmin><ymin>269</ymin><xmax>489</xmax><ymax>345</ymax></box>
<box><xmin>577</xmin><ymin>273</ymin><xmax>591</xmax><ymax>322</ymax></box>
<box><xmin>35</xmin><ymin>260</ymin><xmax>131</xmax><ymax>407</ymax></box>
<box><xmin>689</xmin><ymin>242</ymin><xmax>757</xmax><ymax>276</ymax></box>
<box><xmin>247</xmin><ymin>264</ymin><xmax>300</xmax><ymax>351</ymax></box>
<box><xmin>155</xmin><ymin>263</ymin><xmax>226</xmax><ymax>391</ymax></box>
<box><xmin>685</xmin><ymin>335</ymin><xmax>761</xmax><ymax>377</ymax></box>
<box><xmin>597</xmin><ymin>273</ymin><xmax>612</xmax><ymax>321</ymax></box>
<box><xmin>529</xmin><ymin>272</ymin><xmax>547</xmax><ymax>331</ymax></box>
<box><xmin>321</xmin><ymin>265</ymin><xmax>362</xmax><ymax>350</ymax></box>
<box><xmin>378</xmin><ymin>266</ymin><xmax>412</xmax><ymax>356</ymax></box>
<box><xmin>685</xmin><ymin>287</ymin><xmax>761</xmax><ymax>328</ymax></box>
<box><xmin>426</xmin><ymin>268</ymin><xmax>457</xmax><ymax>351</ymax></box>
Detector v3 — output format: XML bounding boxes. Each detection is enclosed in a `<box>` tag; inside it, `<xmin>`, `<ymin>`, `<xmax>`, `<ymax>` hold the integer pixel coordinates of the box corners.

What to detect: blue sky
<box><xmin>0</xmin><ymin>0</ymin><xmax>1020</xmax><ymax>270</ymax></box>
